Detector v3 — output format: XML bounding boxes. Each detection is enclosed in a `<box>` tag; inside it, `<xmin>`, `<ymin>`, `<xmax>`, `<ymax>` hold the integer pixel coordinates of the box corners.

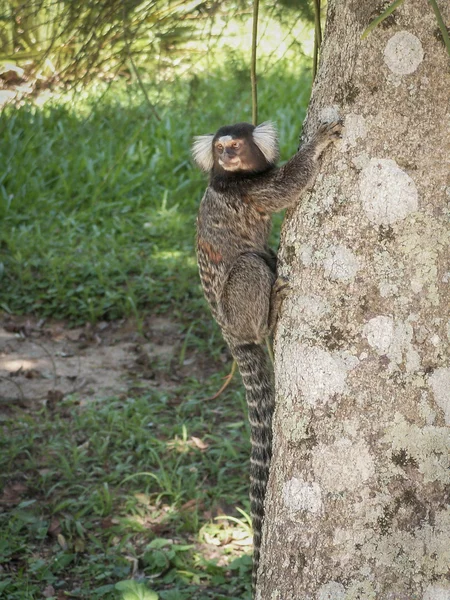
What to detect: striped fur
<box><xmin>227</xmin><ymin>340</ymin><xmax>274</xmax><ymax>592</ymax></box>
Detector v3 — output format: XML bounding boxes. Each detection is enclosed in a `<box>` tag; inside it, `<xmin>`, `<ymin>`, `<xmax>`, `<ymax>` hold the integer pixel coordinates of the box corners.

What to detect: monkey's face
<box><xmin>214</xmin><ymin>135</ymin><xmax>248</xmax><ymax>172</ymax></box>
<box><xmin>192</xmin><ymin>122</ymin><xmax>279</xmax><ymax>174</ymax></box>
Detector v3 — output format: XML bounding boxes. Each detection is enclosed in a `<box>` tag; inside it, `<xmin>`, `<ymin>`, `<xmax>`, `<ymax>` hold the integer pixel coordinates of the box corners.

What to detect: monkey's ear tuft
<box><xmin>192</xmin><ymin>134</ymin><xmax>214</xmax><ymax>171</ymax></box>
<box><xmin>253</xmin><ymin>121</ymin><xmax>279</xmax><ymax>164</ymax></box>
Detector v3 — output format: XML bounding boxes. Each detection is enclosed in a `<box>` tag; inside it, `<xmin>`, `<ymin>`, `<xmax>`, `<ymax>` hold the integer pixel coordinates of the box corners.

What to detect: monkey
<box><xmin>192</xmin><ymin>118</ymin><xmax>342</xmax><ymax>595</ymax></box>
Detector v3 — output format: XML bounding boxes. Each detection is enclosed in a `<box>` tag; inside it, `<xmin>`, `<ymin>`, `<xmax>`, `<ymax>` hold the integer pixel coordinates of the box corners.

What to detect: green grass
<box><xmin>0</xmin><ymin>61</ymin><xmax>312</xmax><ymax>323</ymax></box>
<box><xmin>0</xmin><ymin>57</ymin><xmax>312</xmax><ymax>598</ymax></box>
<box><xmin>1</xmin><ymin>382</ymin><xmax>253</xmax><ymax>599</ymax></box>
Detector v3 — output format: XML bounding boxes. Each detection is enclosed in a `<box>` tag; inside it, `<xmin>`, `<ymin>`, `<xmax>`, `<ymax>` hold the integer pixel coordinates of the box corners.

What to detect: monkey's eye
<box><xmin>232</xmin><ymin>141</ymin><xmax>240</xmax><ymax>149</ymax></box>
<box><xmin>216</xmin><ymin>143</ymin><xmax>223</xmax><ymax>151</ymax></box>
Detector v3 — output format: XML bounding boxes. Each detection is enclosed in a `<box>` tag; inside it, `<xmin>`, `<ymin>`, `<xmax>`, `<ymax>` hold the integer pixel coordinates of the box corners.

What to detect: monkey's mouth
<box><xmin>219</xmin><ymin>157</ymin><xmax>241</xmax><ymax>171</ymax></box>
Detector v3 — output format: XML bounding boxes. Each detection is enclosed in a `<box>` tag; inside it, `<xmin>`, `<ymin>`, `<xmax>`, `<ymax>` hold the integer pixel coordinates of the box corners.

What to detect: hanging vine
<box><xmin>312</xmin><ymin>0</ymin><xmax>322</xmax><ymax>80</ymax></box>
<box><xmin>251</xmin><ymin>0</ymin><xmax>260</xmax><ymax>125</ymax></box>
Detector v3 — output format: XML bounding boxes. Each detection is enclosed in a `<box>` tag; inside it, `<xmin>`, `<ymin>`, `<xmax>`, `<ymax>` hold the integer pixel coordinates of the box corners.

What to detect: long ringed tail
<box><xmin>228</xmin><ymin>340</ymin><xmax>275</xmax><ymax>596</ymax></box>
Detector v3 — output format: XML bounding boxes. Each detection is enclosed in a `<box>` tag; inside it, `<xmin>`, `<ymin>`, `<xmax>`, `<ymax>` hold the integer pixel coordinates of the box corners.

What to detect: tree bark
<box><xmin>257</xmin><ymin>1</ymin><xmax>450</xmax><ymax>598</ymax></box>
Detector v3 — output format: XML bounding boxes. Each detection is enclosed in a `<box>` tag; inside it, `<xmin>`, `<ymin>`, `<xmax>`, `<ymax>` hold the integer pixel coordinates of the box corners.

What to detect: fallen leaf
<box><xmin>101</xmin><ymin>516</ymin><xmax>119</xmax><ymax>529</ymax></box>
<box><xmin>203</xmin><ymin>532</ymin><xmax>222</xmax><ymax>546</ymax></box>
<box><xmin>57</xmin><ymin>533</ymin><xmax>68</xmax><ymax>550</ymax></box>
<box><xmin>124</xmin><ymin>555</ymin><xmax>139</xmax><ymax>576</ymax></box>
<box><xmin>232</xmin><ymin>536</ymin><xmax>253</xmax><ymax>546</ymax></box>
<box><xmin>25</xmin><ymin>369</ymin><xmax>43</xmax><ymax>379</ymax></box>
<box><xmin>180</xmin><ymin>498</ymin><xmax>203</xmax><ymax>512</ymax></box>
<box><xmin>191</xmin><ymin>436</ymin><xmax>209</xmax><ymax>450</ymax></box>
<box><xmin>134</xmin><ymin>493</ymin><xmax>151</xmax><ymax>506</ymax></box>
<box><xmin>48</xmin><ymin>517</ymin><xmax>61</xmax><ymax>537</ymax></box>
<box><xmin>0</xmin><ymin>482</ymin><xmax>28</xmax><ymax>506</ymax></box>
<box><xmin>47</xmin><ymin>389</ymin><xmax>64</xmax><ymax>404</ymax></box>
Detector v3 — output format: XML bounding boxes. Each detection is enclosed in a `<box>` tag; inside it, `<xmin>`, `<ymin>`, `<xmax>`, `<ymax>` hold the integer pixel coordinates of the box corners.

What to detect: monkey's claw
<box><xmin>318</xmin><ymin>118</ymin><xmax>344</xmax><ymax>141</ymax></box>
<box><xmin>273</xmin><ymin>276</ymin><xmax>290</xmax><ymax>297</ymax></box>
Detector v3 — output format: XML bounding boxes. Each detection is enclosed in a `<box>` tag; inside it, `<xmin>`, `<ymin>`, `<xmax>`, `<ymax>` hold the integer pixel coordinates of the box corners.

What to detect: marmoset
<box><xmin>192</xmin><ymin>118</ymin><xmax>342</xmax><ymax>594</ymax></box>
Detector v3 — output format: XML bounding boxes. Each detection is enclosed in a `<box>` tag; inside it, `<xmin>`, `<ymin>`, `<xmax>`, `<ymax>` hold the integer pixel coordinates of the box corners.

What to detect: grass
<box><xmin>1</xmin><ymin>377</ymin><xmax>254</xmax><ymax>599</ymax></box>
<box><xmin>0</xmin><ymin>60</ymin><xmax>312</xmax><ymax>323</ymax></box>
<box><xmin>0</xmin><ymin>56</ymin><xmax>312</xmax><ymax>599</ymax></box>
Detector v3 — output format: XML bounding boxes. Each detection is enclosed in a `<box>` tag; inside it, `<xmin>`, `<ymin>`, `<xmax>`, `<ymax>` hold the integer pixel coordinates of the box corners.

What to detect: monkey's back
<box><xmin>196</xmin><ymin>185</ymin><xmax>273</xmax><ymax>320</ymax></box>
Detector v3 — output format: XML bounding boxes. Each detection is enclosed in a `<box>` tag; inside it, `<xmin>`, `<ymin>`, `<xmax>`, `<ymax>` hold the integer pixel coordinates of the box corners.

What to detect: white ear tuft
<box><xmin>253</xmin><ymin>121</ymin><xmax>279</xmax><ymax>164</ymax></box>
<box><xmin>192</xmin><ymin>134</ymin><xmax>214</xmax><ymax>172</ymax></box>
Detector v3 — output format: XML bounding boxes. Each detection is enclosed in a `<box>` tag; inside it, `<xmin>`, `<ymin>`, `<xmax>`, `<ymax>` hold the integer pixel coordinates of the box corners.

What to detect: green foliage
<box><xmin>0</xmin><ymin>0</ymin><xmax>229</xmax><ymax>81</ymax></box>
<box><xmin>0</xmin><ymin>0</ymin><xmax>315</xmax><ymax>84</ymax></box>
<box><xmin>115</xmin><ymin>580</ymin><xmax>159</xmax><ymax>600</ymax></box>
<box><xmin>0</xmin><ymin>61</ymin><xmax>312</xmax><ymax>324</ymax></box>
<box><xmin>0</xmin><ymin>381</ymin><xmax>253</xmax><ymax>599</ymax></box>
<box><xmin>0</xmin><ymin>50</ymin><xmax>312</xmax><ymax>600</ymax></box>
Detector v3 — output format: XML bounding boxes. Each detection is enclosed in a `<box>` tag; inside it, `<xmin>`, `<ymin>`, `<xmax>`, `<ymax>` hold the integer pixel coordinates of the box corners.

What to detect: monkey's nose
<box><xmin>221</xmin><ymin>153</ymin><xmax>236</xmax><ymax>164</ymax></box>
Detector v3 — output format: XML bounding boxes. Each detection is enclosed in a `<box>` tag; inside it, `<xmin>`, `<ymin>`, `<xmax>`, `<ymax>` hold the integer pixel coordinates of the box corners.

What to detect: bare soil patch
<box><xmin>0</xmin><ymin>314</ymin><xmax>217</xmax><ymax>410</ymax></box>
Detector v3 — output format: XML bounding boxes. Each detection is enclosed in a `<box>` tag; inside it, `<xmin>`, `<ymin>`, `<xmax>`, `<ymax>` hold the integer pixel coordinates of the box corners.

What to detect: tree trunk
<box><xmin>257</xmin><ymin>0</ymin><xmax>450</xmax><ymax>598</ymax></box>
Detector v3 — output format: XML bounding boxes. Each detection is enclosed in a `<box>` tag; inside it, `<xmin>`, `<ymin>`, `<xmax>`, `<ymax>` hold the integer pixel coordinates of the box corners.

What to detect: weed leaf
<box><xmin>115</xmin><ymin>580</ymin><xmax>158</xmax><ymax>600</ymax></box>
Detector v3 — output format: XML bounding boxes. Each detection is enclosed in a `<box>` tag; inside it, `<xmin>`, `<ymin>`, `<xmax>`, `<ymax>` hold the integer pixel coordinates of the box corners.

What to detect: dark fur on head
<box><xmin>192</xmin><ymin>121</ymin><xmax>279</xmax><ymax>175</ymax></box>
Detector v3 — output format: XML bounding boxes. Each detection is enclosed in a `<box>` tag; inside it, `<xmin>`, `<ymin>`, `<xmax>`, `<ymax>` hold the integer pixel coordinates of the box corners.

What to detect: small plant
<box><xmin>116</xmin><ymin>580</ymin><xmax>159</xmax><ymax>600</ymax></box>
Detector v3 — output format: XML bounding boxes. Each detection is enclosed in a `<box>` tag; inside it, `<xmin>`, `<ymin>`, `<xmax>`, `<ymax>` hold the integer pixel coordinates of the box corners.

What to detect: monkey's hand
<box><xmin>314</xmin><ymin>119</ymin><xmax>344</xmax><ymax>157</ymax></box>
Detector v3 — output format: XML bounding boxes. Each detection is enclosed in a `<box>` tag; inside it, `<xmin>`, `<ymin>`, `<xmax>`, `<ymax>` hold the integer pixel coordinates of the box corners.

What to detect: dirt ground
<box><xmin>0</xmin><ymin>314</ymin><xmax>217</xmax><ymax>409</ymax></box>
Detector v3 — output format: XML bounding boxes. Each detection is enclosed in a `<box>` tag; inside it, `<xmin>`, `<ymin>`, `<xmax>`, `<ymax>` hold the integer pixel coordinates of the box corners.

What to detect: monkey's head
<box><xmin>192</xmin><ymin>122</ymin><xmax>279</xmax><ymax>175</ymax></box>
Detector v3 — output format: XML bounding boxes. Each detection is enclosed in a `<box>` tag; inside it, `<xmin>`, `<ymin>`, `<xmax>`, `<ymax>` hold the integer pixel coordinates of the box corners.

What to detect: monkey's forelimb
<box><xmin>244</xmin><ymin>119</ymin><xmax>343</xmax><ymax>213</ymax></box>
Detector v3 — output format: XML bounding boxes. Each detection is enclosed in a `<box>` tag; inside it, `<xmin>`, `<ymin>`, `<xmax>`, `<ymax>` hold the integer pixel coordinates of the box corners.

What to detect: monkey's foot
<box><xmin>273</xmin><ymin>276</ymin><xmax>290</xmax><ymax>298</ymax></box>
<box><xmin>317</xmin><ymin>119</ymin><xmax>344</xmax><ymax>142</ymax></box>
<box><xmin>269</xmin><ymin>277</ymin><xmax>290</xmax><ymax>334</ymax></box>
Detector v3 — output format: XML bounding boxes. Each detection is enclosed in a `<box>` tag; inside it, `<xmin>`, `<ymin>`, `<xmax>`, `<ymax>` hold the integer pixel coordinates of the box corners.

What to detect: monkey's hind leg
<box><xmin>220</xmin><ymin>252</ymin><xmax>275</xmax><ymax>344</ymax></box>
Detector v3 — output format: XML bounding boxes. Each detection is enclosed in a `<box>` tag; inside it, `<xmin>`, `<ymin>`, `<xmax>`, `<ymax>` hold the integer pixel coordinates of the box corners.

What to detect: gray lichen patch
<box><xmin>312</xmin><ymin>438</ymin><xmax>375</xmax><ymax>493</ymax></box>
<box><xmin>341</xmin><ymin>112</ymin><xmax>368</xmax><ymax>150</ymax></box>
<box><xmin>323</xmin><ymin>244</ymin><xmax>360</xmax><ymax>282</ymax></box>
<box><xmin>363</xmin><ymin>315</ymin><xmax>421</xmax><ymax>373</ymax></box>
<box><xmin>361</xmin><ymin>511</ymin><xmax>450</xmax><ymax>580</ymax></box>
<box><xmin>397</xmin><ymin>214</ymin><xmax>446</xmax><ymax>306</ymax></box>
<box><xmin>276</xmin><ymin>344</ymin><xmax>347</xmax><ymax>406</ymax></box>
<box><xmin>317</xmin><ymin>581</ymin><xmax>346</xmax><ymax>600</ymax></box>
<box><xmin>423</xmin><ymin>584</ymin><xmax>450</xmax><ymax>600</ymax></box>
<box><xmin>319</xmin><ymin>105</ymin><xmax>341</xmax><ymax>125</ymax></box>
<box><xmin>428</xmin><ymin>368</ymin><xmax>450</xmax><ymax>425</ymax></box>
<box><xmin>383</xmin><ymin>413</ymin><xmax>450</xmax><ymax>483</ymax></box>
<box><xmin>299</xmin><ymin>243</ymin><xmax>314</xmax><ymax>267</ymax></box>
<box><xmin>384</xmin><ymin>31</ymin><xmax>424</xmax><ymax>75</ymax></box>
<box><xmin>359</xmin><ymin>158</ymin><xmax>419</xmax><ymax>225</ymax></box>
<box><xmin>345</xmin><ymin>581</ymin><xmax>376</xmax><ymax>600</ymax></box>
<box><xmin>280</xmin><ymin>294</ymin><xmax>331</xmax><ymax>342</ymax></box>
<box><xmin>286</xmin><ymin>294</ymin><xmax>330</xmax><ymax>324</ymax></box>
<box><xmin>364</xmin><ymin>315</ymin><xmax>394</xmax><ymax>355</ymax></box>
<box><xmin>282</xmin><ymin>477</ymin><xmax>323</xmax><ymax>514</ymax></box>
